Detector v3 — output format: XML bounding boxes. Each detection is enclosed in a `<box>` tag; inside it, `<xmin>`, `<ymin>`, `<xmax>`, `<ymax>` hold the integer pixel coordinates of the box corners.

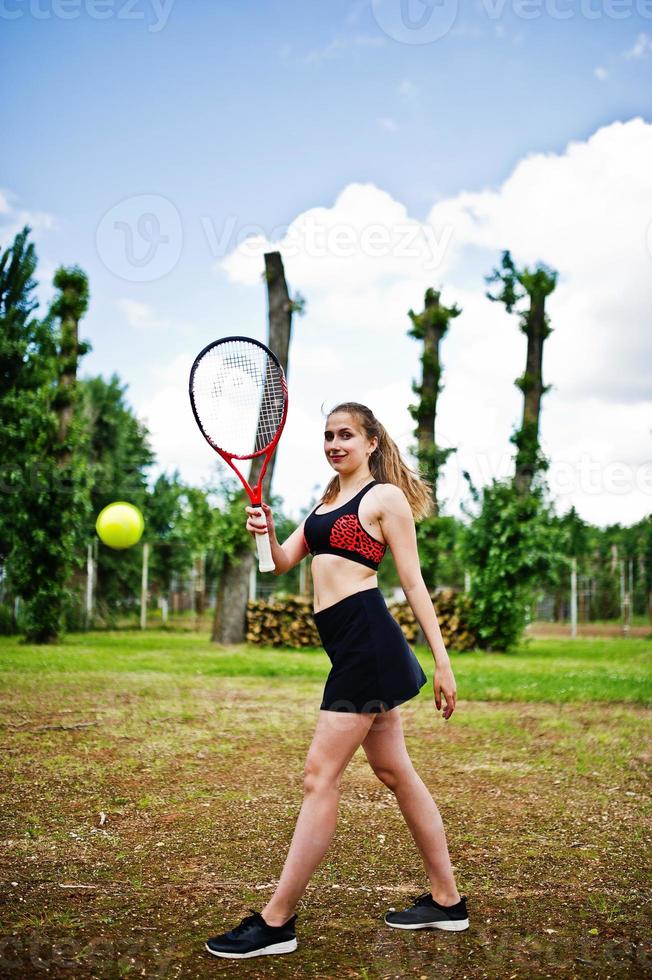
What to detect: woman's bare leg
<box><xmin>260</xmin><ymin>709</ymin><xmax>377</xmax><ymax>926</ymax></box>
<box><xmin>361</xmin><ymin>708</ymin><xmax>461</xmax><ymax>905</ymax></box>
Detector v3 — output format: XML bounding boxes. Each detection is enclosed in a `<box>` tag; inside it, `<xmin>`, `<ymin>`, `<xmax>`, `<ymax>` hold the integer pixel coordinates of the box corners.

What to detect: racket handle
<box><xmin>253</xmin><ymin>509</ymin><xmax>276</xmax><ymax>573</ymax></box>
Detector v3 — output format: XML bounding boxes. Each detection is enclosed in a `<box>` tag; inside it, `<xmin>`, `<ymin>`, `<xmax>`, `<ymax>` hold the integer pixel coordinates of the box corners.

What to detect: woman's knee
<box><xmin>303</xmin><ymin>758</ymin><xmax>342</xmax><ymax>795</ymax></box>
<box><xmin>372</xmin><ymin>763</ymin><xmax>415</xmax><ymax>793</ymax></box>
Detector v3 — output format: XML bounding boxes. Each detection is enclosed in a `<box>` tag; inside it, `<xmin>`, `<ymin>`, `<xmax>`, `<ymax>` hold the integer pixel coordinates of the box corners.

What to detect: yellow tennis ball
<box><xmin>95</xmin><ymin>502</ymin><xmax>144</xmax><ymax>550</ymax></box>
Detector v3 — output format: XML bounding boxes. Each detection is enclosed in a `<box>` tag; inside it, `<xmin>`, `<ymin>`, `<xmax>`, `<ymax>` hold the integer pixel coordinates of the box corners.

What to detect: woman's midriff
<box><xmin>310</xmin><ymin>553</ymin><xmax>378</xmax><ymax>613</ymax></box>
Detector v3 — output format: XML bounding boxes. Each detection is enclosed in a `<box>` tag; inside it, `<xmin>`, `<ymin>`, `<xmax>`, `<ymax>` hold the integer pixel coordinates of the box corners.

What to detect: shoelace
<box><xmin>228</xmin><ymin>910</ymin><xmax>263</xmax><ymax>937</ymax></box>
<box><xmin>410</xmin><ymin>891</ymin><xmax>435</xmax><ymax>905</ymax></box>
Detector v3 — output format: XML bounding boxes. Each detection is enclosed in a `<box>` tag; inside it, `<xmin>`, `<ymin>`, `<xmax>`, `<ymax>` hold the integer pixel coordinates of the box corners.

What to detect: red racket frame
<box><xmin>188</xmin><ymin>335</ymin><xmax>288</xmax><ymax>569</ymax></box>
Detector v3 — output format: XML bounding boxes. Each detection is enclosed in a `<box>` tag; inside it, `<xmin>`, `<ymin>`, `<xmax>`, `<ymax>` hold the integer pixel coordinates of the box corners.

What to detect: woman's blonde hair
<box><xmin>319</xmin><ymin>401</ymin><xmax>435</xmax><ymax>521</ymax></box>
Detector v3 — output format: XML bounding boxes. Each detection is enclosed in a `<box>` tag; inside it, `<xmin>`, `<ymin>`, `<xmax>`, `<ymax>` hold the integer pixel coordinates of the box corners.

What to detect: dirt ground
<box><xmin>1</xmin><ymin>676</ymin><xmax>651</xmax><ymax>979</ymax></box>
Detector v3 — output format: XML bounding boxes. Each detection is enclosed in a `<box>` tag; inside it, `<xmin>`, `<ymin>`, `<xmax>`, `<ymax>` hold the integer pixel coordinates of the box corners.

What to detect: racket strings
<box><xmin>191</xmin><ymin>340</ymin><xmax>287</xmax><ymax>457</ymax></box>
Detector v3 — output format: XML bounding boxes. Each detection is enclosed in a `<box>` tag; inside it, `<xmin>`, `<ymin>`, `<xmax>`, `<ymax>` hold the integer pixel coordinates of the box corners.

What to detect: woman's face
<box><xmin>324</xmin><ymin>412</ymin><xmax>376</xmax><ymax>473</ymax></box>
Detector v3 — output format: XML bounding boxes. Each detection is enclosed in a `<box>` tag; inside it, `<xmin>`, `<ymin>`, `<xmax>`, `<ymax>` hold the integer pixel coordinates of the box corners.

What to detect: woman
<box><xmin>205</xmin><ymin>402</ymin><xmax>469</xmax><ymax>960</ymax></box>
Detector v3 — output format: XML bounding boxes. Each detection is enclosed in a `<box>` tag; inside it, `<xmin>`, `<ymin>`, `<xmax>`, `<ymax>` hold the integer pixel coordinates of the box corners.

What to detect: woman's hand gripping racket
<box><xmin>188</xmin><ymin>336</ymin><xmax>288</xmax><ymax>573</ymax></box>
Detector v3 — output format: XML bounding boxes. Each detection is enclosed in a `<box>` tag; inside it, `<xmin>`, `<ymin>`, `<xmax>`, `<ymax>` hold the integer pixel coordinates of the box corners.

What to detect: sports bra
<box><xmin>303</xmin><ymin>479</ymin><xmax>387</xmax><ymax>571</ymax></box>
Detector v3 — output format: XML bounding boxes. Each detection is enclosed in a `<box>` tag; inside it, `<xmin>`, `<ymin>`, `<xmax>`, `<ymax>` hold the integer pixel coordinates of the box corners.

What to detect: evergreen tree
<box><xmin>0</xmin><ymin>227</ymin><xmax>92</xmax><ymax>642</ymax></box>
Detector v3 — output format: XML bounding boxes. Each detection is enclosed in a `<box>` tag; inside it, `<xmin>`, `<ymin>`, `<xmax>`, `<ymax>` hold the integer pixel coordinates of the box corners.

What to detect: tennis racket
<box><xmin>188</xmin><ymin>335</ymin><xmax>289</xmax><ymax>573</ymax></box>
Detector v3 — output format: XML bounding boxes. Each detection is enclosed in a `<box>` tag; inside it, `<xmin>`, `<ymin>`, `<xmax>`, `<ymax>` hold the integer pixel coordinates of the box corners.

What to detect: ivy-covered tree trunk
<box><xmin>407</xmin><ymin>287</ymin><xmax>460</xmax><ymax>514</ymax></box>
<box><xmin>54</xmin><ymin>274</ymin><xmax>85</xmax><ymax>462</ymax></box>
<box><xmin>486</xmin><ymin>250</ymin><xmax>557</xmax><ymax>496</ymax></box>
<box><xmin>405</xmin><ymin>287</ymin><xmax>460</xmax><ymax>590</ymax></box>
<box><xmin>211</xmin><ymin>251</ymin><xmax>297</xmax><ymax>644</ymax></box>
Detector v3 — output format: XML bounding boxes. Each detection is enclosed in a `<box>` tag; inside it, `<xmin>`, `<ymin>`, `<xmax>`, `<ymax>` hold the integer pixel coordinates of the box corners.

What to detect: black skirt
<box><xmin>312</xmin><ymin>587</ymin><xmax>428</xmax><ymax>714</ymax></box>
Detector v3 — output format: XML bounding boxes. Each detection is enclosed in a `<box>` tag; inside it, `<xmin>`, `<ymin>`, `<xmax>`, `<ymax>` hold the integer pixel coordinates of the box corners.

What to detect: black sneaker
<box><xmin>385</xmin><ymin>892</ymin><xmax>469</xmax><ymax>931</ymax></box>
<box><xmin>205</xmin><ymin>908</ymin><xmax>298</xmax><ymax>959</ymax></box>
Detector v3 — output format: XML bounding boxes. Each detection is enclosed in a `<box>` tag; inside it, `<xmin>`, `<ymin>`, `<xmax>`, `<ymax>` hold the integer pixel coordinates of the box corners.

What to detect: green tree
<box><xmin>0</xmin><ymin>227</ymin><xmax>56</xmax><ymax>561</ymax></box>
<box><xmin>0</xmin><ymin>227</ymin><xmax>92</xmax><ymax>642</ymax></box>
<box><xmin>80</xmin><ymin>375</ymin><xmax>154</xmax><ymax>621</ymax></box>
<box><xmin>146</xmin><ymin>471</ymin><xmax>193</xmax><ymax>600</ymax></box>
<box><xmin>460</xmin><ymin>473</ymin><xmax>561</xmax><ymax>651</ymax></box>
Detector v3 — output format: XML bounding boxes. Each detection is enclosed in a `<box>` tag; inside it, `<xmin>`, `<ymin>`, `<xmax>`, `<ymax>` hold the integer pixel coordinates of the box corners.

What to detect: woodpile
<box><xmin>246</xmin><ymin>595</ymin><xmax>321</xmax><ymax>648</ymax></box>
<box><xmin>246</xmin><ymin>588</ymin><xmax>477</xmax><ymax>652</ymax></box>
<box><xmin>389</xmin><ymin>587</ymin><xmax>478</xmax><ymax>652</ymax></box>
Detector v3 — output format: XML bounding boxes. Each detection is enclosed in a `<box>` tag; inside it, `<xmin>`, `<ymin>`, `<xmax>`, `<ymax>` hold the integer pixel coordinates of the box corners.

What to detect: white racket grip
<box><xmin>254</xmin><ymin>509</ymin><xmax>276</xmax><ymax>573</ymax></box>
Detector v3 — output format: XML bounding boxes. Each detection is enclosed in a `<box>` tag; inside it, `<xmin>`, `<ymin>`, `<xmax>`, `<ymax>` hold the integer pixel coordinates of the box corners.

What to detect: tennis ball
<box><xmin>95</xmin><ymin>502</ymin><xmax>144</xmax><ymax>550</ymax></box>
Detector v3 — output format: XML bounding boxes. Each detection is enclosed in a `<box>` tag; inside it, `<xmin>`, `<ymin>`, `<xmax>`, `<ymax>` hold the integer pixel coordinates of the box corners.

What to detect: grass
<box><xmin>0</xmin><ymin>630</ymin><xmax>650</xmax><ymax>978</ymax></box>
<box><xmin>0</xmin><ymin>630</ymin><xmax>650</xmax><ymax>704</ymax></box>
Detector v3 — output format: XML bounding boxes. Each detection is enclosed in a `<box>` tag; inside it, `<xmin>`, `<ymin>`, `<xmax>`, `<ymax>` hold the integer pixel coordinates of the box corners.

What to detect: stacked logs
<box><xmin>246</xmin><ymin>587</ymin><xmax>477</xmax><ymax>652</ymax></box>
<box><xmin>389</xmin><ymin>588</ymin><xmax>478</xmax><ymax>652</ymax></box>
<box><xmin>246</xmin><ymin>595</ymin><xmax>321</xmax><ymax>648</ymax></box>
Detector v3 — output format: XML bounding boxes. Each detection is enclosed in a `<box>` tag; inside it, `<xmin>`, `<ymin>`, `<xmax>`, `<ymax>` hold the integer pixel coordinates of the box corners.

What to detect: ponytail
<box><xmin>319</xmin><ymin>402</ymin><xmax>435</xmax><ymax>521</ymax></box>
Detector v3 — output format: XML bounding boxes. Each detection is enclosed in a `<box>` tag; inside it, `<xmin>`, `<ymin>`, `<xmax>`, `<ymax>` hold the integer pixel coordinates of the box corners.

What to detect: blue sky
<box><xmin>2</xmin><ymin>0</ymin><xmax>651</xmax><ymax>526</ymax></box>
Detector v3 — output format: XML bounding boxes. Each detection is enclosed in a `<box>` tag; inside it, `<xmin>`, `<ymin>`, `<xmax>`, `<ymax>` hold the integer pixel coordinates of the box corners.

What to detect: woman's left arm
<box><xmin>377</xmin><ymin>484</ymin><xmax>457</xmax><ymax>717</ymax></box>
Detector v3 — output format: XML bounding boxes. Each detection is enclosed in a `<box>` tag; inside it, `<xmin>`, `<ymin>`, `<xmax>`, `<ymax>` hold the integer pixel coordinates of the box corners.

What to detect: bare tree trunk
<box><xmin>211</xmin><ymin>251</ymin><xmax>294</xmax><ymax>644</ymax></box>
<box><xmin>211</xmin><ymin>551</ymin><xmax>256</xmax><ymax>644</ymax></box>
<box><xmin>514</xmin><ymin>295</ymin><xmax>547</xmax><ymax>496</ymax></box>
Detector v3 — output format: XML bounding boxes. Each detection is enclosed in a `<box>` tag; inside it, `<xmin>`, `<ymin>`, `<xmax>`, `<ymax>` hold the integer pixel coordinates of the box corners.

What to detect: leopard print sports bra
<box><xmin>303</xmin><ymin>479</ymin><xmax>387</xmax><ymax>571</ymax></box>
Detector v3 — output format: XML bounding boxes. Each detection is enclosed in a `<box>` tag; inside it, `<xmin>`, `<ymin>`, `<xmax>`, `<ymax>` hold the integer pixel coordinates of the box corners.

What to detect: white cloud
<box><xmin>0</xmin><ymin>188</ymin><xmax>55</xmax><ymax>250</ymax></box>
<box><xmin>624</xmin><ymin>32</ymin><xmax>652</xmax><ymax>58</ymax></box>
<box><xmin>138</xmin><ymin>382</ymin><xmax>209</xmax><ymax>487</ymax></box>
<box><xmin>378</xmin><ymin>116</ymin><xmax>398</xmax><ymax>132</ymax></box>
<box><xmin>398</xmin><ymin>78</ymin><xmax>417</xmax><ymax>98</ymax></box>
<box><xmin>116</xmin><ymin>298</ymin><xmax>168</xmax><ymax>331</ymax></box>
<box><xmin>302</xmin><ymin>33</ymin><xmax>385</xmax><ymax>65</ymax></box>
<box><xmin>219</xmin><ymin>181</ymin><xmax>451</xmax><ymax>290</ymax></box>
<box><xmin>425</xmin><ymin>117</ymin><xmax>652</xmax><ymax>404</ymax></box>
<box><xmin>206</xmin><ymin>119</ymin><xmax>652</xmax><ymax>526</ymax></box>
<box><xmin>345</xmin><ymin>0</ymin><xmax>368</xmax><ymax>26</ymax></box>
<box><xmin>594</xmin><ymin>66</ymin><xmax>608</xmax><ymax>81</ymax></box>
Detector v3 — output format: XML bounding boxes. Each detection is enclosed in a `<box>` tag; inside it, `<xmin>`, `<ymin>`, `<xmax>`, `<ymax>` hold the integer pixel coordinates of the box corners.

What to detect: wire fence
<box><xmin>1</xmin><ymin>551</ymin><xmax>649</xmax><ymax>638</ymax></box>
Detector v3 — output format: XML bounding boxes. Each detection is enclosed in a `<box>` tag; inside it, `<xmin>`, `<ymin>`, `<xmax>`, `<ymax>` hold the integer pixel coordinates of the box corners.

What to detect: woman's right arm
<box><xmin>245</xmin><ymin>503</ymin><xmax>309</xmax><ymax>576</ymax></box>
